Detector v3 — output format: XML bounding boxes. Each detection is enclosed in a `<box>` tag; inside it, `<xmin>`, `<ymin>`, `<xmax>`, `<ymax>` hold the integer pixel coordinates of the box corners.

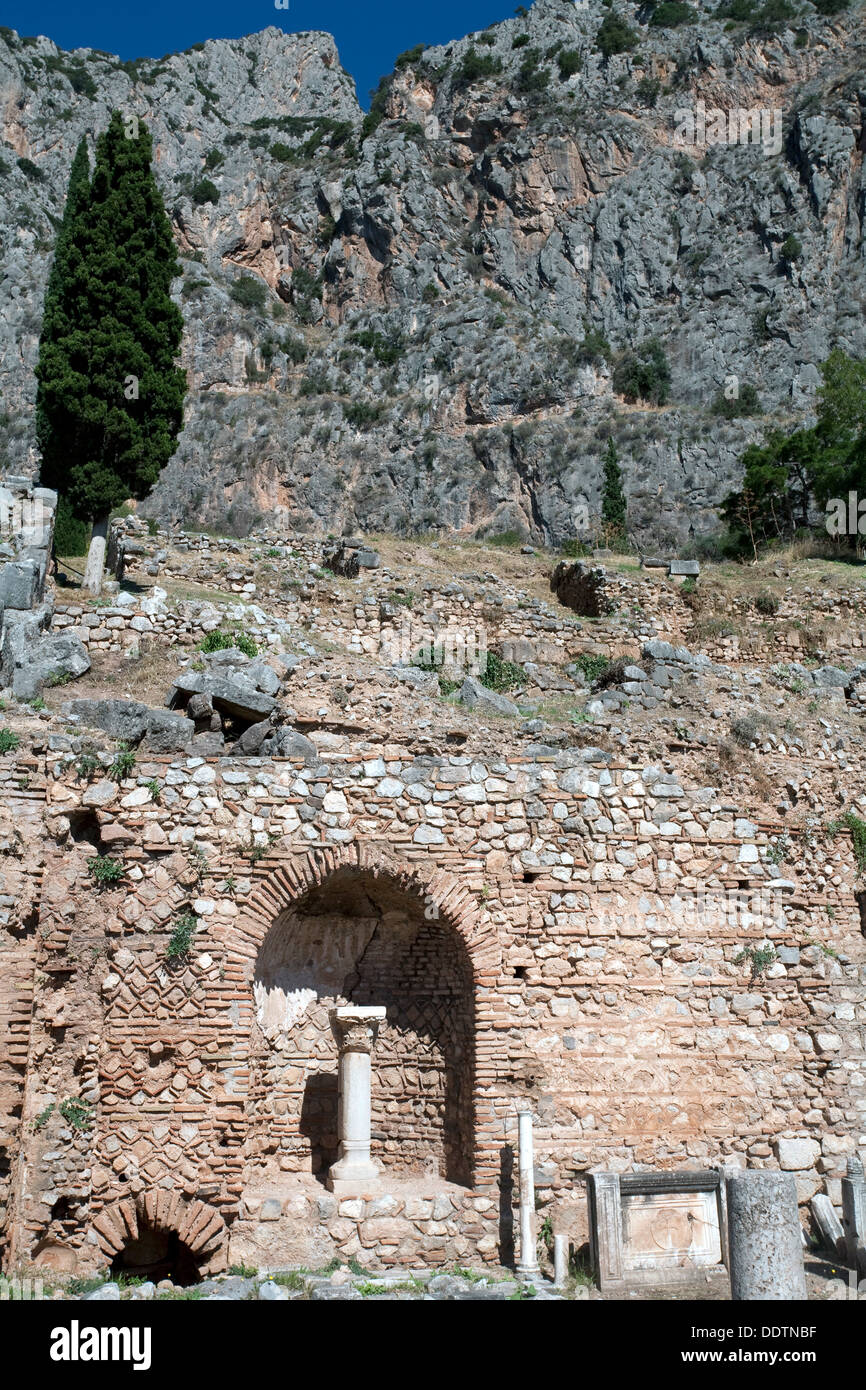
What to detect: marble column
<box><xmin>553</xmin><ymin>1233</ymin><xmax>568</xmax><ymax>1288</ymax></box>
<box><xmin>327</xmin><ymin>1006</ymin><xmax>386</xmax><ymax>1195</ymax></box>
<box><xmin>515</xmin><ymin>1107</ymin><xmax>540</xmax><ymax>1279</ymax></box>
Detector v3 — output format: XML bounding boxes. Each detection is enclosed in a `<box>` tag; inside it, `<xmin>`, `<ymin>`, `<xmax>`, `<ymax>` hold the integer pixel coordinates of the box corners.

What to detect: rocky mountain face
<box><xmin>0</xmin><ymin>2</ymin><xmax>865</xmax><ymax>546</ymax></box>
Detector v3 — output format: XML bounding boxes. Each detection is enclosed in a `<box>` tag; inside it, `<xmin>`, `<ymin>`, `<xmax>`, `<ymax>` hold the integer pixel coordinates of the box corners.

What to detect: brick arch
<box><xmin>91</xmin><ymin>1191</ymin><xmax>228</xmax><ymax>1275</ymax></box>
<box><xmin>232</xmin><ymin>840</ymin><xmax>501</xmax><ymax>982</ymax></box>
<box><xmin>230</xmin><ymin>841</ymin><xmax>500</xmax><ymax>1189</ymax></box>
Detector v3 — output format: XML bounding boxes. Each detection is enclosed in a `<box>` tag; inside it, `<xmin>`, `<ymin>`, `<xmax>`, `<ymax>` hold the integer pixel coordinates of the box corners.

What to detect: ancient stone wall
<box><xmin>1</xmin><ymin>739</ymin><xmax>862</xmax><ymax>1274</ymax></box>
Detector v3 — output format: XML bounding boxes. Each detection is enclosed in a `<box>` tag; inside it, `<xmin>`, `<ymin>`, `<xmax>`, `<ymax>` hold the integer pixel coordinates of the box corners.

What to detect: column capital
<box><xmin>330</xmin><ymin>1006</ymin><xmax>386</xmax><ymax>1054</ymax></box>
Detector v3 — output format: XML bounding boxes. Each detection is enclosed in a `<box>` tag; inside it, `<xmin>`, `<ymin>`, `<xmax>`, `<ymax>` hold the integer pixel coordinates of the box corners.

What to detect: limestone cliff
<box><xmin>0</xmin><ymin>2</ymin><xmax>864</xmax><ymax>544</ymax></box>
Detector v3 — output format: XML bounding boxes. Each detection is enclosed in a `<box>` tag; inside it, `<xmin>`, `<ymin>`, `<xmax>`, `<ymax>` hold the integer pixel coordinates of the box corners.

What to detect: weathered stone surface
<box><xmin>188</xmin><ymin>730</ymin><xmax>226</xmax><ymax>755</ymax></box>
<box><xmin>139</xmin><ymin>711</ymin><xmax>195</xmax><ymax>753</ymax></box>
<box><xmin>187</xmin><ymin>692</ymin><xmax>215</xmax><ymax>722</ymax></box>
<box><xmin>169</xmin><ymin>672</ymin><xmax>276</xmax><ymax>722</ymax></box>
<box><xmin>81</xmin><ymin>779</ymin><xmax>117</xmax><ymax>808</ymax></box>
<box><xmin>66</xmin><ymin>699</ymin><xmax>193</xmax><ymax>751</ymax></box>
<box><xmin>459</xmin><ymin>676</ymin><xmax>519</xmax><ymax>717</ymax></box>
<box><xmin>266</xmin><ymin>727</ymin><xmax>319</xmax><ymax>762</ymax></box>
<box><xmin>0</xmin><ymin>560</ymin><xmax>39</xmax><ymax>610</ymax></box>
<box><xmin>231</xmin><ymin>719</ymin><xmax>272</xmax><ymax>756</ymax></box>
<box><xmin>11</xmin><ymin>633</ymin><xmax>90</xmax><ymax>699</ymax></box>
<box><xmin>811</xmin><ymin>666</ymin><xmax>850</xmax><ymax>689</ymax></box>
<box><xmin>1</xmin><ymin>13</ymin><xmax>864</xmax><ymax>548</ymax></box>
<box><xmin>727</xmin><ymin>1171</ymin><xmax>807</xmax><ymax>1301</ymax></box>
<box><xmin>65</xmin><ymin>699</ymin><xmax>152</xmax><ymax>742</ymax></box>
<box><xmin>776</xmin><ymin>1138</ymin><xmax>822</xmax><ymax>1171</ymax></box>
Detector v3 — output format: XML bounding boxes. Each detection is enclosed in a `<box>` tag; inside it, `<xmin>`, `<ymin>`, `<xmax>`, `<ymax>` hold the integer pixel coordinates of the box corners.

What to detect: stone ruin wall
<box><xmin>0</xmin><ymin>740</ymin><xmax>863</xmax><ymax>1275</ymax></box>
<box><xmin>51</xmin><ymin>520</ymin><xmax>866</xmax><ymax>679</ymax></box>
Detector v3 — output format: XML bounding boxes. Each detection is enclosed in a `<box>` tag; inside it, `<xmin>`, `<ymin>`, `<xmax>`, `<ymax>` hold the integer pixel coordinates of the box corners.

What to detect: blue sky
<box><xmin>1</xmin><ymin>0</ymin><xmax>521</xmax><ymax>106</ymax></box>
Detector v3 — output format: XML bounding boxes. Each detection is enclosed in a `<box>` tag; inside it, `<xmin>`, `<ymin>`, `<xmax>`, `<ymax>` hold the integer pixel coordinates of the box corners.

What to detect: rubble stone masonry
<box><xmin>1</xmin><ymin>739</ymin><xmax>863</xmax><ymax>1273</ymax></box>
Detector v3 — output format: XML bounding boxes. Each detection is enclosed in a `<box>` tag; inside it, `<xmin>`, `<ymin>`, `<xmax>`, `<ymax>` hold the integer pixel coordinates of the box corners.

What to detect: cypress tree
<box><xmin>601</xmin><ymin>436</ymin><xmax>627</xmax><ymax>543</ymax></box>
<box><xmin>35</xmin><ymin>137</ymin><xmax>92</xmax><ymax>558</ymax></box>
<box><xmin>35</xmin><ymin>113</ymin><xmax>185</xmax><ymax>593</ymax></box>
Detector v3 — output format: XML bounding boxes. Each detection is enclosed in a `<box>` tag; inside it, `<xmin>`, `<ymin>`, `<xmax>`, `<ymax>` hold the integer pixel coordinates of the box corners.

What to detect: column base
<box><xmin>327</xmin><ymin>1154</ymin><xmax>383</xmax><ymax>1196</ymax></box>
<box><xmin>327</xmin><ymin>1176</ymin><xmax>384</xmax><ymax>1196</ymax></box>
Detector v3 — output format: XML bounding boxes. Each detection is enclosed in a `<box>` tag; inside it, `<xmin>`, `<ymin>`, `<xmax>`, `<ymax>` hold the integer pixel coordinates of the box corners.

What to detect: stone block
<box><xmin>776</xmin><ymin>1137</ymin><xmax>821</xmax><ymax>1171</ymax></box>
<box><xmin>588</xmin><ymin>1171</ymin><xmax>727</xmax><ymax>1291</ymax></box>
<box><xmin>358</xmin><ymin>1218</ymin><xmax>409</xmax><ymax>1247</ymax></box>
<box><xmin>459</xmin><ymin>675</ymin><xmax>519</xmax><ymax>717</ymax></box>
<box><xmin>170</xmin><ymin>671</ymin><xmax>276</xmax><ymax>722</ymax></box>
<box><xmin>0</xmin><ymin>560</ymin><xmax>39</xmax><ymax>610</ymax></box>
<box><xmin>82</xmin><ymin>780</ymin><xmax>117</xmax><ymax>808</ymax></box>
<box><xmin>13</xmin><ymin>634</ymin><xmax>89</xmax><ymax>698</ymax></box>
<box><xmin>140</xmin><ymin>711</ymin><xmax>195</xmax><ymax>753</ymax></box>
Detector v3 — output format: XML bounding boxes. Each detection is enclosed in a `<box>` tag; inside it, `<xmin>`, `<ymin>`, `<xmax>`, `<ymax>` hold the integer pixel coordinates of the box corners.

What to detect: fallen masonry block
<box><xmin>811</xmin><ymin>1193</ymin><xmax>846</xmax><ymax>1260</ymax></box>
<box><xmin>323</xmin><ymin>542</ymin><xmax>381</xmax><ymax>577</ymax></box>
<box><xmin>65</xmin><ymin>698</ymin><xmax>194</xmax><ymax>751</ymax></box>
<box><xmin>12</xmin><ymin>634</ymin><xmax>90</xmax><ymax>700</ymax></box>
<box><xmin>188</xmin><ymin>730</ymin><xmax>226</xmax><ymax>755</ymax></box>
<box><xmin>169</xmin><ymin>672</ymin><xmax>277</xmax><ymax>723</ymax></box>
<box><xmin>231</xmin><ymin>718</ymin><xmax>273</xmax><ymax>756</ymax></box>
<box><xmin>140</xmin><ymin>710</ymin><xmax>195</xmax><ymax>752</ymax></box>
<box><xmin>65</xmin><ymin>698</ymin><xmax>153</xmax><ymax>742</ymax></box>
<box><xmin>262</xmin><ymin>726</ymin><xmax>319</xmax><ymax>762</ymax></box>
<box><xmin>811</xmin><ymin>665</ymin><xmax>850</xmax><ymax>688</ymax></box>
<box><xmin>459</xmin><ymin>676</ymin><xmax>520</xmax><ymax>717</ymax></box>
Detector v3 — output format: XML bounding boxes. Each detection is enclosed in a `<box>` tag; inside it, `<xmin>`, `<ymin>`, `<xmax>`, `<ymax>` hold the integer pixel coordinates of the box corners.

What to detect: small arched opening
<box><xmin>91</xmin><ymin>1193</ymin><xmax>228</xmax><ymax>1285</ymax></box>
<box><xmin>109</xmin><ymin>1218</ymin><xmax>203</xmax><ymax>1286</ymax></box>
<box><xmin>251</xmin><ymin>865</ymin><xmax>476</xmax><ymax>1186</ymax></box>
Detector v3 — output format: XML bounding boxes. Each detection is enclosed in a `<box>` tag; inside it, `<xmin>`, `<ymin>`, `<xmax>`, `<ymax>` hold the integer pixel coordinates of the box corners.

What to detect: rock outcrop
<box><xmin>1</xmin><ymin>5</ymin><xmax>865</xmax><ymax>544</ymax></box>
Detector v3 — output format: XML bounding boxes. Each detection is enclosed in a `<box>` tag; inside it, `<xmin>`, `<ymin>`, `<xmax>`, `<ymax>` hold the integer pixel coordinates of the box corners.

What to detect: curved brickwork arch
<box><xmin>231</xmin><ymin>840</ymin><xmax>501</xmax><ymax>982</ymax></box>
<box><xmin>225</xmin><ymin>841</ymin><xmax>503</xmax><ymax>1190</ymax></box>
<box><xmin>91</xmin><ymin>1191</ymin><xmax>228</xmax><ymax>1275</ymax></box>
